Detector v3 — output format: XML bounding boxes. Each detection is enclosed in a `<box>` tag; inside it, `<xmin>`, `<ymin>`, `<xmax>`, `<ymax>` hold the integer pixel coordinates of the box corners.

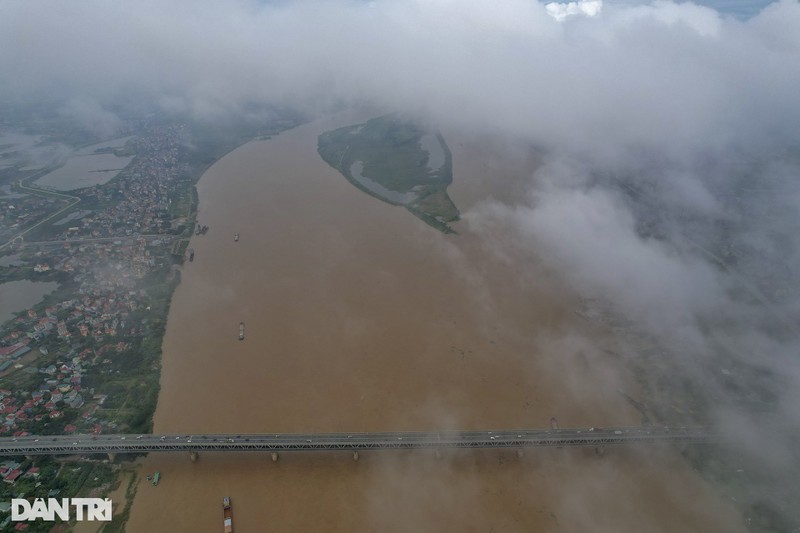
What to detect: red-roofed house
<box><xmin>3</xmin><ymin>468</ymin><xmax>22</xmax><ymax>483</ymax></box>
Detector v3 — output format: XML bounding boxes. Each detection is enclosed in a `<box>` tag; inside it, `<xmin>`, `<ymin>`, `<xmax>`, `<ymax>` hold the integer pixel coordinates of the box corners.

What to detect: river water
<box><xmin>125</xmin><ymin>114</ymin><xmax>745</xmax><ymax>532</ymax></box>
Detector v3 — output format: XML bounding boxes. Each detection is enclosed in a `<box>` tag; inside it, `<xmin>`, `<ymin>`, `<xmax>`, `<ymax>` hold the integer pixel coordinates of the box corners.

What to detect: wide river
<box><xmin>126</xmin><ymin>114</ymin><xmax>745</xmax><ymax>532</ymax></box>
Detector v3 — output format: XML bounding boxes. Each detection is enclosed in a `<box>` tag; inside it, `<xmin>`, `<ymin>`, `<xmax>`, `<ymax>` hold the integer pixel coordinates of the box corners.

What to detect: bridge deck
<box><xmin>0</xmin><ymin>427</ymin><xmax>715</xmax><ymax>456</ymax></box>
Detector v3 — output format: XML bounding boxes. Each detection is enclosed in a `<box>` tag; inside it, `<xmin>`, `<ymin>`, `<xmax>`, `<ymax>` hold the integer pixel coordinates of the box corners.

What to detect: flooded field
<box><xmin>125</xmin><ymin>115</ymin><xmax>745</xmax><ymax>532</ymax></box>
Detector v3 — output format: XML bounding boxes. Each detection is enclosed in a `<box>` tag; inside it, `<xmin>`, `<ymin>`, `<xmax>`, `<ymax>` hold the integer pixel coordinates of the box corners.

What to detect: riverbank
<box><xmin>0</xmin><ymin>112</ymin><xmax>305</xmax><ymax>533</ymax></box>
<box><xmin>125</xmin><ymin>113</ymin><xmax>746</xmax><ymax>532</ymax></box>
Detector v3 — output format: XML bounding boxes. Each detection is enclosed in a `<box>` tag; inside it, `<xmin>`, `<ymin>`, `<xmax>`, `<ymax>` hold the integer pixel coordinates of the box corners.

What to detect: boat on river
<box><xmin>223</xmin><ymin>496</ymin><xmax>233</xmax><ymax>533</ymax></box>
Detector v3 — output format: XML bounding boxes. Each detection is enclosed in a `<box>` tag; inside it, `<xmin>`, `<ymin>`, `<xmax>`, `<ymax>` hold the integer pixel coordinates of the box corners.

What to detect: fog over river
<box><xmin>126</xmin><ymin>114</ymin><xmax>745</xmax><ymax>532</ymax></box>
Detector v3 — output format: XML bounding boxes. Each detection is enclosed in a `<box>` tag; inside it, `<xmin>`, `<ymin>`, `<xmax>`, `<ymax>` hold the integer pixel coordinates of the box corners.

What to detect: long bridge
<box><xmin>0</xmin><ymin>426</ymin><xmax>715</xmax><ymax>457</ymax></box>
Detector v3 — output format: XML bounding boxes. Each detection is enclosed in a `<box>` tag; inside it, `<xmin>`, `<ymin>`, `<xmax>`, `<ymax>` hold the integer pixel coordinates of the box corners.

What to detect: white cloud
<box><xmin>546</xmin><ymin>0</ymin><xmax>603</xmax><ymax>21</ymax></box>
<box><xmin>2</xmin><ymin>0</ymin><xmax>799</xmax><ymax>522</ymax></box>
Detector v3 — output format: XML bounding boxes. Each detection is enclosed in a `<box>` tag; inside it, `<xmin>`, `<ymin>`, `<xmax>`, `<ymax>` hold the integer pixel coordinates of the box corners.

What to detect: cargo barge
<box><xmin>239</xmin><ymin>322</ymin><xmax>245</xmax><ymax>341</ymax></box>
<box><xmin>234</xmin><ymin>232</ymin><xmax>239</xmax><ymax>242</ymax></box>
<box><xmin>223</xmin><ymin>496</ymin><xmax>233</xmax><ymax>533</ymax></box>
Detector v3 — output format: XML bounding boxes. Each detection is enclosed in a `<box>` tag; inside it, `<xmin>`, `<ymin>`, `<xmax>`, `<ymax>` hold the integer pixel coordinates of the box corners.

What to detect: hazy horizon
<box><xmin>2</xmin><ymin>0</ymin><xmax>800</xmax><ymax>529</ymax></box>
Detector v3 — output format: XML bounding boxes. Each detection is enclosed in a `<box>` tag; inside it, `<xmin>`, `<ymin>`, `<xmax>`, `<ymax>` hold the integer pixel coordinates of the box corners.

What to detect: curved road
<box><xmin>0</xmin><ymin>175</ymin><xmax>81</xmax><ymax>252</ymax></box>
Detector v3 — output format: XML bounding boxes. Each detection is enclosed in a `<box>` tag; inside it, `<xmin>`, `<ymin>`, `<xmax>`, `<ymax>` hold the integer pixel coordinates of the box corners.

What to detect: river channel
<box><xmin>125</xmin><ymin>114</ymin><xmax>745</xmax><ymax>532</ymax></box>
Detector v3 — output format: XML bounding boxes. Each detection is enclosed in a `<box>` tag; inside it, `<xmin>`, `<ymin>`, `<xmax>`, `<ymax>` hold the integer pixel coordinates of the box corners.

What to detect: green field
<box><xmin>318</xmin><ymin>114</ymin><xmax>460</xmax><ymax>233</ymax></box>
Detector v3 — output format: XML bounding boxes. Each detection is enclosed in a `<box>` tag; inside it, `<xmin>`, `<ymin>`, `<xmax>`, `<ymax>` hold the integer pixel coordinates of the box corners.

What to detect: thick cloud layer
<box><xmin>3</xmin><ymin>0</ymin><xmax>800</xmax><ymax>525</ymax></box>
<box><xmin>2</xmin><ymin>0</ymin><xmax>799</xmax><ymax>153</ymax></box>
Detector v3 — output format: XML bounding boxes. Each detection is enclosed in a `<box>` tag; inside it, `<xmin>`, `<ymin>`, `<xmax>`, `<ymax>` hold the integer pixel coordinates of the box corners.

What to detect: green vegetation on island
<box><xmin>317</xmin><ymin>114</ymin><xmax>460</xmax><ymax>233</ymax></box>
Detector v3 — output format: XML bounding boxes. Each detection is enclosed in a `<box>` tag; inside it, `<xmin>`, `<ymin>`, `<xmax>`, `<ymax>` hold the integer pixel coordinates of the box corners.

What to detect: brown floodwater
<box><xmin>125</xmin><ymin>114</ymin><xmax>745</xmax><ymax>532</ymax></box>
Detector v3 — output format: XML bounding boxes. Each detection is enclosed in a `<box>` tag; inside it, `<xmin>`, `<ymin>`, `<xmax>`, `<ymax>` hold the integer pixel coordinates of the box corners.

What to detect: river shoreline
<box><xmin>125</xmin><ymin>114</ymin><xmax>746</xmax><ymax>532</ymax></box>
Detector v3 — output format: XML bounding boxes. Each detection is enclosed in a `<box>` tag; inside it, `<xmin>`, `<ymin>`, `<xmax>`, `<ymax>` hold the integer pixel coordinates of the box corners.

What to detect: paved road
<box><xmin>0</xmin><ymin>176</ymin><xmax>81</xmax><ymax>252</ymax></box>
<box><xmin>0</xmin><ymin>426</ymin><xmax>715</xmax><ymax>456</ymax></box>
<box><xmin>18</xmin><ymin>234</ymin><xmax>168</xmax><ymax>247</ymax></box>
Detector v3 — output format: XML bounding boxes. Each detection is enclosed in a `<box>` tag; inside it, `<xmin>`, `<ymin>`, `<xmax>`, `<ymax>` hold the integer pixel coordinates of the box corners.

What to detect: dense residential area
<box><xmin>0</xmin><ymin>122</ymin><xmax>196</xmax><ymax>441</ymax></box>
<box><xmin>0</xmin><ymin>108</ymin><xmax>302</xmax><ymax>531</ymax></box>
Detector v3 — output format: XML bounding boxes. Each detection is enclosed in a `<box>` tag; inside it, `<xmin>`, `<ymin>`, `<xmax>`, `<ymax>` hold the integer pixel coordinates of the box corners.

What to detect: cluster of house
<box><xmin>0</xmin><ymin>460</ymin><xmax>39</xmax><ymax>485</ymax></box>
<box><xmin>1</xmin><ymin>355</ymin><xmax>80</xmax><ymax>429</ymax></box>
<box><xmin>0</xmin><ymin>343</ymin><xmax>31</xmax><ymax>372</ymax></box>
<box><xmin>33</xmin><ymin>238</ymin><xmax>163</xmax><ymax>290</ymax></box>
<box><xmin>0</xmin><ymin>193</ymin><xmax>61</xmax><ymax>243</ymax></box>
<box><xmin>2</xmin><ymin>283</ymin><xmax>141</xmax><ymax>348</ymax></box>
<box><xmin>1</xmin><ymin>236</ymin><xmax>170</xmax><ymax>360</ymax></box>
<box><xmin>0</xmin><ymin>243</ymin><xmax>154</xmax><ymax>437</ymax></box>
<box><xmin>0</xmin><ymin>132</ymin><xmax>183</xmax><ymax>444</ymax></box>
<box><xmin>54</xmin><ymin>124</ymin><xmax>189</xmax><ymax>241</ymax></box>
<box><xmin>0</xmin><ymin>344</ymin><xmax>121</xmax><ymax>439</ymax></box>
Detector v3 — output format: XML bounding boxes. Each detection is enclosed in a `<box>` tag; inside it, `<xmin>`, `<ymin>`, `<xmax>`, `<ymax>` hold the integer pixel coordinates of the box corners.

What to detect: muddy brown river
<box><xmin>125</xmin><ymin>114</ymin><xmax>745</xmax><ymax>532</ymax></box>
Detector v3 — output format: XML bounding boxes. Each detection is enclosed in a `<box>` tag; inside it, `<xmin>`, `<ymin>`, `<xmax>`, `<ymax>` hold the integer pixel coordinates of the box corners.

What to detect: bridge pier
<box><xmin>107</xmin><ymin>453</ymin><xmax>116</xmax><ymax>462</ymax></box>
<box><xmin>189</xmin><ymin>452</ymin><xmax>198</xmax><ymax>462</ymax></box>
<box><xmin>271</xmin><ymin>453</ymin><xmax>279</xmax><ymax>462</ymax></box>
<box><xmin>595</xmin><ymin>446</ymin><xmax>605</xmax><ymax>456</ymax></box>
<box><xmin>435</xmin><ymin>450</ymin><xmax>441</xmax><ymax>460</ymax></box>
<box><xmin>353</xmin><ymin>451</ymin><xmax>359</xmax><ymax>461</ymax></box>
<box><xmin>517</xmin><ymin>450</ymin><xmax>524</xmax><ymax>458</ymax></box>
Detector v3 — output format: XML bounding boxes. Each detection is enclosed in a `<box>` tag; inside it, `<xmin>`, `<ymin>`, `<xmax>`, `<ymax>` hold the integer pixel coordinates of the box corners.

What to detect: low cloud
<box><xmin>546</xmin><ymin>0</ymin><xmax>603</xmax><ymax>21</ymax></box>
<box><xmin>3</xmin><ymin>0</ymin><xmax>800</xmax><ymax>525</ymax></box>
<box><xmin>1</xmin><ymin>0</ymin><xmax>798</xmax><ymax>156</ymax></box>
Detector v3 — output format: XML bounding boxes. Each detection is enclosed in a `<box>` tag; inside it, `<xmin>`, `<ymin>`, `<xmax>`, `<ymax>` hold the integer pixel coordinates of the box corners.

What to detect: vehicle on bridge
<box><xmin>0</xmin><ymin>426</ymin><xmax>718</xmax><ymax>456</ymax></box>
